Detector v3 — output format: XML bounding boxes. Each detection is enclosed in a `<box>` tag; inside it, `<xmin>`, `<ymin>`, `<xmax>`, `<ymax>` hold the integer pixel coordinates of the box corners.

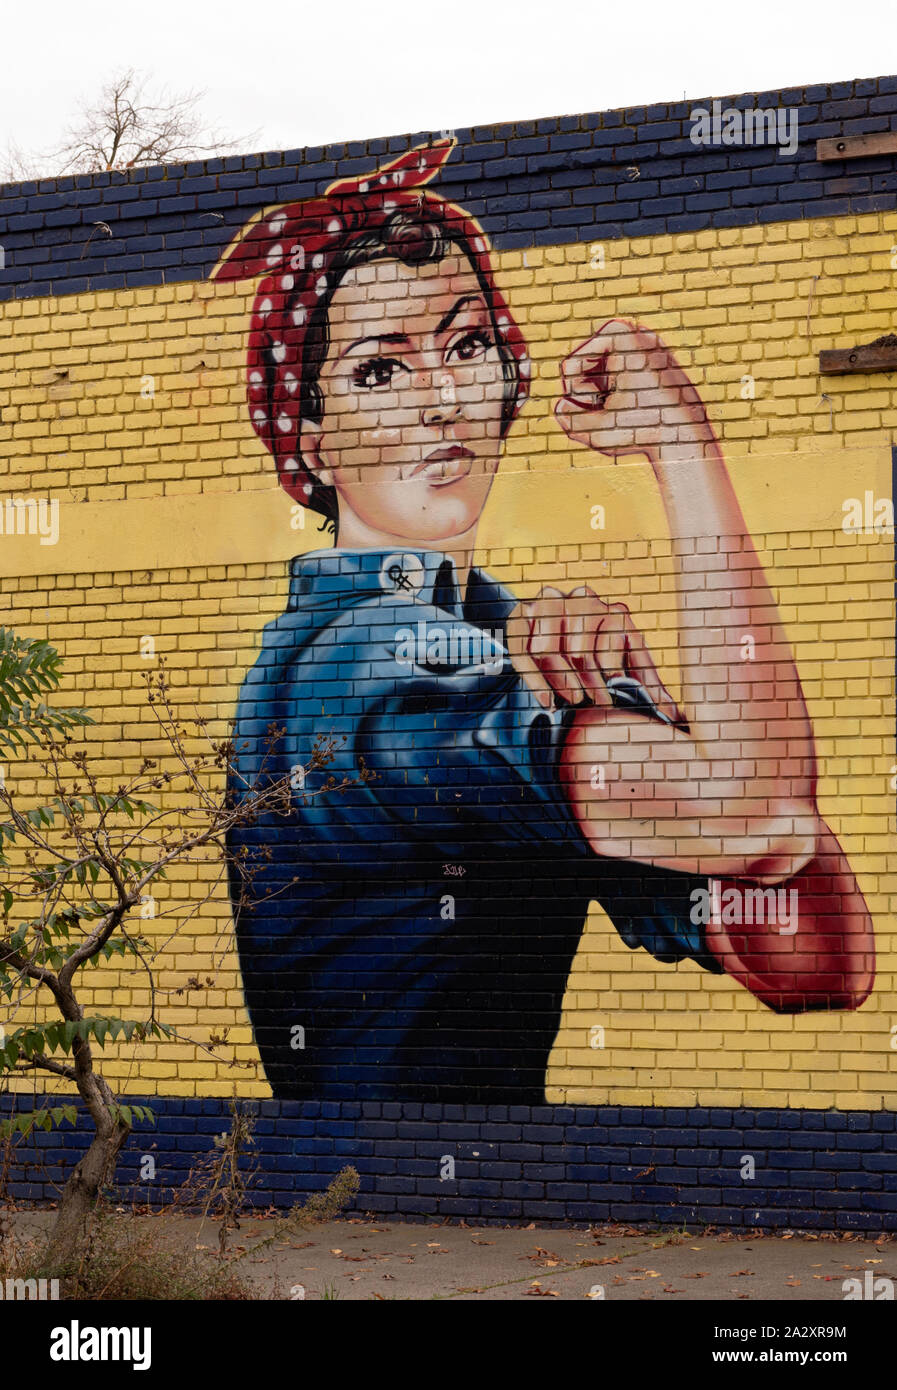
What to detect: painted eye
<box><xmin>447</xmin><ymin>330</ymin><xmax>492</xmax><ymax>363</ymax></box>
<box><xmin>351</xmin><ymin>358</ymin><xmax>407</xmax><ymax>390</ymax></box>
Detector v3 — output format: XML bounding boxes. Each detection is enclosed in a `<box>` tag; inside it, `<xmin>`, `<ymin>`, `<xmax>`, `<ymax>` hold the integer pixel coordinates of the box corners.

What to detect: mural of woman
<box><xmin>217</xmin><ymin>139</ymin><xmax>874</xmax><ymax>1103</ymax></box>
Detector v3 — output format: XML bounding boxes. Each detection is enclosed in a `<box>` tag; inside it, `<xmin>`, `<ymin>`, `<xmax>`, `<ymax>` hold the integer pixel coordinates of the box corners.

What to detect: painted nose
<box><xmin>420</xmin><ymin>371</ymin><xmax>462</xmax><ymax>428</ymax></box>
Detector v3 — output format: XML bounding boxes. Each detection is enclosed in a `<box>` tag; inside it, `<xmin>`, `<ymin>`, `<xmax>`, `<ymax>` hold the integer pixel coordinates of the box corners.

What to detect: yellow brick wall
<box><xmin>1</xmin><ymin>209</ymin><xmax>895</xmax><ymax>1106</ymax></box>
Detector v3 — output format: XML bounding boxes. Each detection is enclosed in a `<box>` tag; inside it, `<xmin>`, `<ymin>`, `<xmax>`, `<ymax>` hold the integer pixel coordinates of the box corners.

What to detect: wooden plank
<box><xmin>816</xmin><ymin>131</ymin><xmax>897</xmax><ymax>162</ymax></box>
<box><xmin>819</xmin><ymin>338</ymin><xmax>897</xmax><ymax>374</ymax></box>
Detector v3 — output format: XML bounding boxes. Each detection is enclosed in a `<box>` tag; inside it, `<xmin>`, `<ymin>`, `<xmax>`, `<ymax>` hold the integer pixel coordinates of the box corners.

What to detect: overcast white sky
<box><xmin>3</xmin><ymin>0</ymin><xmax>896</xmax><ymax>159</ymax></box>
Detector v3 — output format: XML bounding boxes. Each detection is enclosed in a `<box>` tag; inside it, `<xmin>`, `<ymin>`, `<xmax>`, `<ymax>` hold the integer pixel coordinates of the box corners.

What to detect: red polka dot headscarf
<box><xmin>213</xmin><ymin>138</ymin><xmax>530</xmax><ymax>521</ymax></box>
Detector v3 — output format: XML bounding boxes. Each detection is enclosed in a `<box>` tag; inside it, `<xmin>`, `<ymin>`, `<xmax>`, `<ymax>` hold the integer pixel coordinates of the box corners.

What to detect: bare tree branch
<box><xmin>1</xmin><ymin>68</ymin><xmax>258</xmax><ymax>182</ymax></box>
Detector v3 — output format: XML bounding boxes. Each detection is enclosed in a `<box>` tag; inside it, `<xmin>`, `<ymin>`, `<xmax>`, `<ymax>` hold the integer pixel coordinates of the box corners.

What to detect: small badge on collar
<box><xmin>380</xmin><ymin>553</ymin><xmax>425</xmax><ymax>597</ymax></box>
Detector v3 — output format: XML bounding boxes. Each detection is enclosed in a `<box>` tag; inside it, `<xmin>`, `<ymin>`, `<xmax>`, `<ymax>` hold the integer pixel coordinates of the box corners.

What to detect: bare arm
<box><xmin>507</xmin><ymin>319</ymin><xmax>875</xmax><ymax>1008</ymax></box>
<box><xmin>512</xmin><ymin>319</ymin><xmax>817</xmax><ymax>882</ymax></box>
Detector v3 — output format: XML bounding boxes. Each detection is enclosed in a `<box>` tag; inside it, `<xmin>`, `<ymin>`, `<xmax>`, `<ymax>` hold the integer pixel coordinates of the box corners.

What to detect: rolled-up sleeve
<box><xmin>229</xmin><ymin>583</ymin><xmax>721</xmax><ymax>973</ymax></box>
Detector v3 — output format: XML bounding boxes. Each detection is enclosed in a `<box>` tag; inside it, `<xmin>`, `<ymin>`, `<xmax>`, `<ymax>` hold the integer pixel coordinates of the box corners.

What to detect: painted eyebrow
<box><xmin>434</xmin><ymin>294</ymin><xmax>485</xmax><ymax>336</ymax></box>
<box><xmin>340</xmin><ymin>332</ymin><xmax>410</xmax><ymax>360</ymax></box>
<box><xmin>339</xmin><ymin>296</ymin><xmax>487</xmax><ymax>360</ymax></box>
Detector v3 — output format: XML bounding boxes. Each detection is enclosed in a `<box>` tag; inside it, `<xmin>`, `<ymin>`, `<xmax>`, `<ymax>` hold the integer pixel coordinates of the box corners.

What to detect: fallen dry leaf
<box><xmin>527</xmin><ymin>1248</ymin><xmax>564</xmax><ymax>1267</ymax></box>
<box><xmin>525</xmin><ymin>1282</ymin><xmax>560</xmax><ymax>1297</ymax></box>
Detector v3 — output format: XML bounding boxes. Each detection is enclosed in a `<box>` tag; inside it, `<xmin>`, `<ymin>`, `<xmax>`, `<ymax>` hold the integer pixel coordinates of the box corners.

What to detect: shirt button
<box><xmin>380</xmin><ymin>553</ymin><xmax>424</xmax><ymax>597</ymax></box>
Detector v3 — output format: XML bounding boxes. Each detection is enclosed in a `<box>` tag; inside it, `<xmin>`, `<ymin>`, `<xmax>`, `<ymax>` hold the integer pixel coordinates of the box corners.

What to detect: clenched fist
<box><xmin>554</xmin><ymin>318</ymin><xmax>713</xmax><ymax>462</ymax></box>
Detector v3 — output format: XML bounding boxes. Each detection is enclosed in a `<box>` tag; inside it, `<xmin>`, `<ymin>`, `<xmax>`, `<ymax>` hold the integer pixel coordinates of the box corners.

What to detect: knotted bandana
<box><xmin>213</xmin><ymin>139</ymin><xmax>530</xmax><ymax>517</ymax></box>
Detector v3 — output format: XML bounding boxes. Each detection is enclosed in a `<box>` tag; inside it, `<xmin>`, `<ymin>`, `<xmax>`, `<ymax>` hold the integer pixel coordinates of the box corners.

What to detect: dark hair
<box><xmin>297</xmin><ymin>207</ymin><xmax>522</xmax><ymax>526</ymax></box>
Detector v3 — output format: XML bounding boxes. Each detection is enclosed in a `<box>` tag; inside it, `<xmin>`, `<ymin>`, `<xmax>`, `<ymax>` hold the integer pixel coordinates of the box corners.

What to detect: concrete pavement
<box><xmin>10</xmin><ymin>1209</ymin><xmax>895</xmax><ymax>1300</ymax></box>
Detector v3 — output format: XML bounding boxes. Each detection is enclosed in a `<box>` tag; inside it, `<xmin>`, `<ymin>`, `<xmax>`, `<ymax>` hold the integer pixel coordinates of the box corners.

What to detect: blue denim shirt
<box><xmin>227</xmin><ymin>547</ymin><xmax>720</xmax><ymax>1103</ymax></box>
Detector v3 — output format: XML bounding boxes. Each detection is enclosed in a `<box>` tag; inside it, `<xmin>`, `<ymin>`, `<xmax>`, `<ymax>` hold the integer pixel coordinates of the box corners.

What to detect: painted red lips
<box><xmin>412</xmin><ymin>445</ymin><xmax>476</xmax><ymax>484</ymax></box>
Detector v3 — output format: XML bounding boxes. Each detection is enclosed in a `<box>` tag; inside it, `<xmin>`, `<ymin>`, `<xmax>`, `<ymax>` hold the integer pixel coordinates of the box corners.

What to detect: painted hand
<box><xmin>506</xmin><ymin>584</ymin><xmax>682</xmax><ymax>721</ymax></box>
<box><xmin>554</xmin><ymin>318</ymin><xmax>712</xmax><ymax>461</ymax></box>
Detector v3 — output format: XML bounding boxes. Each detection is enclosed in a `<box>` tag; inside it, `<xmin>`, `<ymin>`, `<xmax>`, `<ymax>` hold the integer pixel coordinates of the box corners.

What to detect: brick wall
<box><xmin>1</xmin><ymin>75</ymin><xmax>896</xmax><ymax>1227</ymax></box>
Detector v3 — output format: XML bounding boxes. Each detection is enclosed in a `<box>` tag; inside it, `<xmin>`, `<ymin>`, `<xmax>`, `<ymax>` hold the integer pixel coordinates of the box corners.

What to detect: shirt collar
<box><xmin>287</xmin><ymin>547</ymin><xmax>518</xmax><ymax>626</ymax></box>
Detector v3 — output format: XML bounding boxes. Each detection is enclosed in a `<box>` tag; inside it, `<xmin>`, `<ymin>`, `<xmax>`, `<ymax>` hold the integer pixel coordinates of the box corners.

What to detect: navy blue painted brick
<box><xmin>656</xmin><ymin>1128</ymin><xmax>693</xmax><ymax>1147</ymax></box>
<box><xmin>2</xmin><ymin>1095</ymin><xmax>871</xmax><ymax>1227</ymax></box>
<box><xmin>638</xmin><ymin>197</ymin><xmax>686</xmax><ymax>217</ymax></box>
<box><xmin>551</xmin><ymin>133</ymin><xmax>593</xmax><ymax>152</ymax></box>
<box><xmin>483</xmin><ymin>156</ymin><xmax>528</xmax><ymax>182</ymax></box>
<box><xmin>524</xmin><ymin>1164</ymin><xmax>567</xmax><ymax>1181</ymax></box>
<box><xmin>636</xmin><ymin>121</ymin><xmax>682</xmax><ymax>142</ymax></box>
<box><xmin>685</xmin><ymin>191</ymin><xmax>735</xmax><ymax>214</ymax></box>
<box><xmin>835</xmin><ymin>1132</ymin><xmax>882</xmax><ymax>1151</ymax></box>
<box><xmin>480</xmin><ymin>1162</ymin><xmax>522</xmax><ymax>1180</ymax></box>
<box><xmin>7</xmin><ymin>81</ymin><xmax>892</xmax><ymax>297</ymax></box>
<box><xmin>566</xmin><ymin>1127</ymin><xmax>607</xmax><ymax>1146</ymax></box>
<box><xmin>823</xmin><ymin>98</ymin><xmax>870</xmax><ymax>119</ymax></box>
<box><xmin>498</xmin><ymin>1143</ymin><xmax>545</xmax><ymax>1161</ymax></box>
<box><xmin>507</xmin><ymin>137</ymin><xmax>550</xmax><ymax>157</ymax></box>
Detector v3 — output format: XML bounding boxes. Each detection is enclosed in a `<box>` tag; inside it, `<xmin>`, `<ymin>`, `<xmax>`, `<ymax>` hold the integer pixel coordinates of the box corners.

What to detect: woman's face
<box><xmin>299</xmin><ymin>253</ymin><xmax>508</xmax><ymax>545</ymax></box>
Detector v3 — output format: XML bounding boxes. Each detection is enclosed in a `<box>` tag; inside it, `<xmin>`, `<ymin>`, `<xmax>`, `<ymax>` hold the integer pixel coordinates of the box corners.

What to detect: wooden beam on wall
<box><xmin>819</xmin><ymin>338</ymin><xmax>897</xmax><ymax>375</ymax></box>
<box><xmin>816</xmin><ymin>131</ymin><xmax>897</xmax><ymax>161</ymax></box>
